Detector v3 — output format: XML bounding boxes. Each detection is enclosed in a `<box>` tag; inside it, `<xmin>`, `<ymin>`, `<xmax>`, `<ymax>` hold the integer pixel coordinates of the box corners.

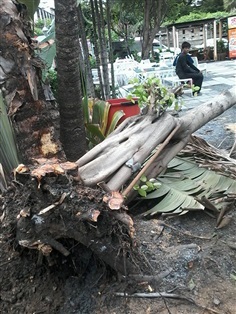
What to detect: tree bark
<box><xmin>90</xmin><ymin>0</ymin><xmax>105</xmax><ymax>99</ymax></box>
<box><xmin>55</xmin><ymin>0</ymin><xmax>87</xmax><ymax>161</ymax></box>
<box><xmin>77</xmin><ymin>4</ymin><xmax>95</xmax><ymax>98</ymax></box>
<box><xmin>94</xmin><ymin>0</ymin><xmax>110</xmax><ymax>99</ymax></box>
<box><xmin>0</xmin><ymin>0</ymin><xmax>64</xmax><ymax>164</ymax></box>
<box><xmin>142</xmin><ymin>0</ymin><xmax>167</xmax><ymax>59</ymax></box>
<box><xmin>106</xmin><ymin>0</ymin><xmax>116</xmax><ymax>98</ymax></box>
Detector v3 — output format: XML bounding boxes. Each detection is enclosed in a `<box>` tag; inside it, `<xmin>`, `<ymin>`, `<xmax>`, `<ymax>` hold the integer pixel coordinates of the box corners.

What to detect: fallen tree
<box><xmin>1</xmin><ymin>0</ymin><xmax>236</xmax><ymax>277</ymax></box>
<box><xmin>77</xmin><ymin>87</ymin><xmax>236</xmax><ymax>192</ymax></box>
<box><xmin>11</xmin><ymin>86</ymin><xmax>236</xmax><ymax>276</ymax></box>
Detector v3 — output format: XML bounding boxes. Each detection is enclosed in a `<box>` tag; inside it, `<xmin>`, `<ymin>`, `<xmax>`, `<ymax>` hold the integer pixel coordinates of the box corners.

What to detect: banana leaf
<box><xmin>91</xmin><ymin>100</ymin><xmax>112</xmax><ymax>136</ymax></box>
<box><xmin>0</xmin><ymin>92</ymin><xmax>19</xmax><ymax>175</ymax></box>
<box><xmin>19</xmin><ymin>0</ymin><xmax>40</xmax><ymax>20</ymax></box>
<box><xmin>85</xmin><ymin>124</ymin><xmax>105</xmax><ymax>141</ymax></box>
<box><xmin>82</xmin><ymin>97</ymin><xmax>90</xmax><ymax>125</ymax></box>
<box><xmin>142</xmin><ymin>156</ymin><xmax>235</xmax><ymax>217</ymax></box>
<box><xmin>144</xmin><ymin>187</ymin><xmax>204</xmax><ymax>216</ymax></box>
<box><xmin>106</xmin><ymin>110</ymin><xmax>125</xmax><ymax>135</ymax></box>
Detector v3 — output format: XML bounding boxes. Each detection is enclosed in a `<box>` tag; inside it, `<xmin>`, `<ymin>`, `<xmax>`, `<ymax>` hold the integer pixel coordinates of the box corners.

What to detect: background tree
<box><xmin>199</xmin><ymin>0</ymin><xmax>224</xmax><ymax>12</ymax></box>
<box><xmin>223</xmin><ymin>0</ymin><xmax>236</xmax><ymax>11</ymax></box>
<box><xmin>77</xmin><ymin>3</ymin><xmax>96</xmax><ymax>98</ymax></box>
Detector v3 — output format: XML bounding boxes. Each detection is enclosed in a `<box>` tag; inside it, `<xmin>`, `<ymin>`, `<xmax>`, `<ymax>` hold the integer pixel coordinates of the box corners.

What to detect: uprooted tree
<box><xmin>0</xmin><ymin>0</ymin><xmax>236</xmax><ymax>276</ymax></box>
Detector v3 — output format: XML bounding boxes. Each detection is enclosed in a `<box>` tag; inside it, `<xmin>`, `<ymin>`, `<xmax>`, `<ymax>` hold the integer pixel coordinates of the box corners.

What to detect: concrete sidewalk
<box><xmin>178</xmin><ymin>59</ymin><xmax>236</xmax><ymax>150</ymax></box>
<box><xmin>181</xmin><ymin>59</ymin><xmax>236</xmax><ymax>109</ymax></box>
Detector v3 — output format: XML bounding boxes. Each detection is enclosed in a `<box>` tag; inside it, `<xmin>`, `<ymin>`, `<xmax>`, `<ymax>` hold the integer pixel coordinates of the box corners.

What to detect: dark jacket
<box><xmin>176</xmin><ymin>53</ymin><xmax>199</xmax><ymax>78</ymax></box>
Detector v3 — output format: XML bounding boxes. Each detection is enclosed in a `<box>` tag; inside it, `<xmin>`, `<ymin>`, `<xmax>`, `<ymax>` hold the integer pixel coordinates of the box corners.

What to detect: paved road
<box><xmin>180</xmin><ymin>59</ymin><xmax>236</xmax><ymax>150</ymax></box>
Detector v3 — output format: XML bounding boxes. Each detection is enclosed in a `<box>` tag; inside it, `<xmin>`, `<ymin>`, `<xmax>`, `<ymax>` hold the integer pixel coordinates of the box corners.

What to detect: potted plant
<box><xmin>217</xmin><ymin>40</ymin><xmax>227</xmax><ymax>61</ymax></box>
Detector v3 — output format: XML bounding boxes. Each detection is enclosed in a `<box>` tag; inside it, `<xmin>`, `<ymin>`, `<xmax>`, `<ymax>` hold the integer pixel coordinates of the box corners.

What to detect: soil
<box><xmin>1</xmin><ymin>107</ymin><xmax>236</xmax><ymax>313</ymax></box>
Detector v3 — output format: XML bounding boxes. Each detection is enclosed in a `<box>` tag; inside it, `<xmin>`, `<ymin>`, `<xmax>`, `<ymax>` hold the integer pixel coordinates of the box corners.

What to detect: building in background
<box><xmin>228</xmin><ymin>16</ymin><xmax>236</xmax><ymax>59</ymax></box>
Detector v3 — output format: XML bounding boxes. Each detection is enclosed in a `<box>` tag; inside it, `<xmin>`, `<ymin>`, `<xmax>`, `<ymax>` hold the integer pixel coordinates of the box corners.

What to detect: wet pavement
<box><xmin>180</xmin><ymin>59</ymin><xmax>236</xmax><ymax>150</ymax></box>
<box><xmin>181</xmin><ymin>59</ymin><xmax>236</xmax><ymax>107</ymax></box>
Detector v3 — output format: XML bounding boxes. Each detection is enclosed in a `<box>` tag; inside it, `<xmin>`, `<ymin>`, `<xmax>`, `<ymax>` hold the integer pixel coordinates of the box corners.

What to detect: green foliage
<box><xmin>223</xmin><ymin>0</ymin><xmax>236</xmax><ymax>11</ymax></box>
<box><xmin>34</xmin><ymin>18</ymin><xmax>52</xmax><ymax>29</ymax></box>
<box><xmin>141</xmin><ymin>156</ymin><xmax>236</xmax><ymax>217</ymax></box>
<box><xmin>34</xmin><ymin>19</ymin><xmax>52</xmax><ymax>36</ymax></box>
<box><xmin>46</xmin><ymin>69</ymin><xmax>58</xmax><ymax>99</ymax></box>
<box><xmin>82</xmin><ymin>98</ymin><xmax>125</xmax><ymax>149</ymax></box>
<box><xmin>199</xmin><ymin>0</ymin><xmax>224</xmax><ymax>13</ymax></box>
<box><xmin>89</xmin><ymin>56</ymin><xmax>97</xmax><ymax>68</ymax></box>
<box><xmin>170</xmin><ymin>11</ymin><xmax>230</xmax><ymax>24</ymax></box>
<box><xmin>133</xmin><ymin>176</ymin><xmax>161</xmax><ymax>197</ymax></box>
<box><xmin>0</xmin><ymin>92</ymin><xmax>19</xmax><ymax>176</ymax></box>
<box><xmin>34</xmin><ymin>27</ymin><xmax>43</xmax><ymax>36</ymax></box>
<box><xmin>127</xmin><ymin>77</ymin><xmax>177</xmax><ymax>114</ymax></box>
<box><xmin>217</xmin><ymin>39</ymin><xmax>227</xmax><ymax>53</ymax></box>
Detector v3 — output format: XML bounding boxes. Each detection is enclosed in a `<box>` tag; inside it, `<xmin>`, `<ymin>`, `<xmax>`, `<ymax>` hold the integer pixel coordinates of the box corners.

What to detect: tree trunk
<box><xmin>77</xmin><ymin>87</ymin><xmax>236</xmax><ymax>193</ymax></box>
<box><xmin>77</xmin><ymin>4</ymin><xmax>95</xmax><ymax>98</ymax></box>
<box><xmin>90</xmin><ymin>0</ymin><xmax>105</xmax><ymax>99</ymax></box>
<box><xmin>94</xmin><ymin>0</ymin><xmax>110</xmax><ymax>99</ymax></box>
<box><xmin>55</xmin><ymin>0</ymin><xmax>87</xmax><ymax>161</ymax></box>
<box><xmin>0</xmin><ymin>0</ymin><xmax>64</xmax><ymax>164</ymax></box>
<box><xmin>106</xmin><ymin>0</ymin><xmax>116</xmax><ymax>98</ymax></box>
<box><xmin>142</xmin><ymin>0</ymin><xmax>166</xmax><ymax>59</ymax></box>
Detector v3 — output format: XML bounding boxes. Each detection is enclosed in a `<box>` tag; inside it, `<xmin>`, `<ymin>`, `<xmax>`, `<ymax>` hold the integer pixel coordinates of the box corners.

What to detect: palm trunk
<box><xmin>55</xmin><ymin>0</ymin><xmax>87</xmax><ymax>161</ymax></box>
<box><xmin>0</xmin><ymin>0</ymin><xmax>64</xmax><ymax>165</ymax></box>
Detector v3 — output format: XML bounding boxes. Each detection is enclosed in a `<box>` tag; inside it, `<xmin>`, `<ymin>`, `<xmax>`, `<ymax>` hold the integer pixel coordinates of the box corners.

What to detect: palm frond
<box><xmin>0</xmin><ymin>91</ymin><xmax>19</xmax><ymax>175</ymax></box>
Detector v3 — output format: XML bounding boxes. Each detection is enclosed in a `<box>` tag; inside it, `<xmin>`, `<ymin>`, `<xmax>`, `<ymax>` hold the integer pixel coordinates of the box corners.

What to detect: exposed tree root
<box><xmin>5</xmin><ymin>167</ymin><xmax>144</xmax><ymax>276</ymax></box>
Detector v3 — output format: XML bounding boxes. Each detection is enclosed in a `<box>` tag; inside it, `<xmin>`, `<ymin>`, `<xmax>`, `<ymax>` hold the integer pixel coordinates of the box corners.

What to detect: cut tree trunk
<box><xmin>77</xmin><ymin>87</ymin><xmax>236</xmax><ymax>193</ymax></box>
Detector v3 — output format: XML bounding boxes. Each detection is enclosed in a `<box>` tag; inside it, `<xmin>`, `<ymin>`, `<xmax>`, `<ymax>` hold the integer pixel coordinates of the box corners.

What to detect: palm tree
<box><xmin>55</xmin><ymin>0</ymin><xmax>87</xmax><ymax>160</ymax></box>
